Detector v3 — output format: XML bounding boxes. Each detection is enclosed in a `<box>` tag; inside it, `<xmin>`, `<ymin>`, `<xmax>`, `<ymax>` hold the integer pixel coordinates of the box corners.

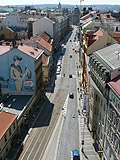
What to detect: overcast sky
<box><xmin>0</xmin><ymin>0</ymin><xmax>119</xmax><ymax>5</ymax></box>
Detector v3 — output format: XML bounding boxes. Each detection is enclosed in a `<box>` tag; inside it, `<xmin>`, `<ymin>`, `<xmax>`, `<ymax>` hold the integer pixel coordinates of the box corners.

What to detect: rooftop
<box><xmin>36</xmin><ymin>38</ymin><xmax>52</xmax><ymax>52</ymax></box>
<box><xmin>18</xmin><ymin>44</ymin><xmax>43</xmax><ymax>59</ymax></box>
<box><xmin>3</xmin><ymin>95</ymin><xmax>32</xmax><ymax>115</ymax></box>
<box><xmin>0</xmin><ymin>111</ymin><xmax>17</xmax><ymax>140</ymax></box>
<box><xmin>0</xmin><ymin>45</ymin><xmax>11</xmax><ymax>55</ymax></box>
<box><xmin>40</xmin><ymin>32</ymin><xmax>51</xmax><ymax>43</ymax></box>
<box><xmin>94</xmin><ymin>43</ymin><xmax>120</xmax><ymax>70</ymax></box>
<box><xmin>108</xmin><ymin>75</ymin><xmax>120</xmax><ymax>99</ymax></box>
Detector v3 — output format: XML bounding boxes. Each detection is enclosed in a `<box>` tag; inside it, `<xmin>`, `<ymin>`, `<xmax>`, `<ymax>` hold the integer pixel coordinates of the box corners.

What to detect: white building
<box><xmin>33</xmin><ymin>17</ymin><xmax>59</xmax><ymax>49</ymax></box>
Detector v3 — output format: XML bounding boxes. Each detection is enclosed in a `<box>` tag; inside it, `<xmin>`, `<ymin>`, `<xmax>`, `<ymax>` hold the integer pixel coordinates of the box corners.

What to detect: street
<box><xmin>18</xmin><ymin>25</ymin><xmax>99</xmax><ymax>160</ymax></box>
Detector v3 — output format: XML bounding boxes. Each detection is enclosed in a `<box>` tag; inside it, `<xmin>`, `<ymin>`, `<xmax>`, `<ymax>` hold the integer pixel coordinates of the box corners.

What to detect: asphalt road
<box><xmin>57</xmin><ymin>26</ymin><xmax>80</xmax><ymax>160</ymax></box>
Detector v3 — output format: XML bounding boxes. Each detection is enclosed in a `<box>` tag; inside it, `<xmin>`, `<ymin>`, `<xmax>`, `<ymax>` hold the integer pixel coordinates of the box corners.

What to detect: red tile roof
<box><xmin>81</xmin><ymin>13</ymin><xmax>91</xmax><ymax>20</ymax></box>
<box><xmin>93</xmin><ymin>29</ymin><xmax>103</xmax><ymax>40</ymax></box>
<box><xmin>0</xmin><ymin>45</ymin><xmax>11</xmax><ymax>55</ymax></box>
<box><xmin>108</xmin><ymin>75</ymin><xmax>120</xmax><ymax>98</ymax></box>
<box><xmin>36</xmin><ymin>38</ymin><xmax>52</xmax><ymax>52</ymax></box>
<box><xmin>0</xmin><ymin>111</ymin><xmax>17</xmax><ymax>139</ymax></box>
<box><xmin>18</xmin><ymin>45</ymin><xmax>43</xmax><ymax>58</ymax></box>
<box><xmin>40</xmin><ymin>32</ymin><xmax>51</xmax><ymax>43</ymax></box>
<box><xmin>100</xmin><ymin>14</ymin><xmax>116</xmax><ymax>20</ymax></box>
<box><xmin>110</xmin><ymin>32</ymin><xmax>120</xmax><ymax>38</ymax></box>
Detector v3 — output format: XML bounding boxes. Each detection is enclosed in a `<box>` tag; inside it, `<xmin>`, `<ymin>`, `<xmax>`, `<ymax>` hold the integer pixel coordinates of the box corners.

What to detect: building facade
<box><xmin>88</xmin><ymin>43</ymin><xmax>120</xmax><ymax>157</ymax></box>
<box><xmin>0</xmin><ymin>44</ymin><xmax>43</xmax><ymax>95</ymax></box>
<box><xmin>0</xmin><ymin>111</ymin><xmax>17</xmax><ymax>160</ymax></box>
<box><xmin>83</xmin><ymin>28</ymin><xmax>117</xmax><ymax>56</ymax></box>
<box><xmin>102</xmin><ymin>76</ymin><xmax>120</xmax><ymax>160</ymax></box>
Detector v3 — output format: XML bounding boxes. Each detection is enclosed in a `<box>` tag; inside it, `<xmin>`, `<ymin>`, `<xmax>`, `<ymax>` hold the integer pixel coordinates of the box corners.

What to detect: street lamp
<box><xmin>79</xmin><ymin>0</ymin><xmax>83</xmax><ymax>64</ymax></box>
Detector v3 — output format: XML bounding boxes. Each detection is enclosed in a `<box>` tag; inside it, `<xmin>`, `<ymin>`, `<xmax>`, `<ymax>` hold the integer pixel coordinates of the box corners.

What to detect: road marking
<box><xmin>71</xmin><ymin>151</ymin><xmax>73</xmax><ymax>160</ymax></box>
<box><xmin>62</xmin><ymin>95</ymin><xmax>69</xmax><ymax>118</ymax></box>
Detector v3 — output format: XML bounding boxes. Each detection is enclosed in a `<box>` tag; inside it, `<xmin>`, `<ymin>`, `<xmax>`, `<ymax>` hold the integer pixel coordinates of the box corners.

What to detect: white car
<box><xmin>57</xmin><ymin>66</ymin><xmax>61</xmax><ymax>70</ymax></box>
<box><xmin>57</xmin><ymin>68</ymin><xmax>61</xmax><ymax>72</ymax></box>
<box><xmin>56</xmin><ymin>71</ymin><xmax>60</xmax><ymax>75</ymax></box>
<box><xmin>57</xmin><ymin>61</ymin><xmax>62</xmax><ymax>66</ymax></box>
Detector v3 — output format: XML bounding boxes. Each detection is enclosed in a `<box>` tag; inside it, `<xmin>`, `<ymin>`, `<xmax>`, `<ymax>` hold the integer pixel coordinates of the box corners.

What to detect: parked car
<box><xmin>72</xmin><ymin>149</ymin><xmax>80</xmax><ymax>160</ymax></box>
<box><xmin>69</xmin><ymin>74</ymin><xmax>72</xmax><ymax>78</ymax></box>
<box><xmin>69</xmin><ymin>93</ymin><xmax>74</xmax><ymax>99</ymax></box>
<box><xmin>70</xmin><ymin>54</ymin><xmax>72</xmax><ymax>58</ymax></box>
<box><xmin>56</xmin><ymin>71</ymin><xmax>60</xmax><ymax>75</ymax></box>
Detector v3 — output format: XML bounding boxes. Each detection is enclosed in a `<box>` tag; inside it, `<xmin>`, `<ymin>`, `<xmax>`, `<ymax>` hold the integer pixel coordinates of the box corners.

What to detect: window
<box><xmin>96</xmin><ymin>94</ymin><xmax>97</xmax><ymax>101</ymax></box>
<box><xmin>6</xmin><ymin>147</ymin><xmax>8</xmax><ymax>153</ymax></box>
<box><xmin>9</xmin><ymin>128</ymin><xmax>11</xmax><ymax>136</ymax></box>
<box><xmin>4</xmin><ymin>135</ymin><xmax>7</xmax><ymax>142</ymax></box>
<box><xmin>101</xmin><ymin>100</ymin><xmax>102</xmax><ymax>106</ymax></box>
<box><xmin>113</xmin><ymin>97</ymin><xmax>115</xmax><ymax>103</ymax></box>
<box><xmin>13</xmin><ymin>122</ymin><xmax>15</xmax><ymax>130</ymax></box>
<box><xmin>104</xmin><ymin>104</ymin><xmax>105</xmax><ymax>111</ymax></box>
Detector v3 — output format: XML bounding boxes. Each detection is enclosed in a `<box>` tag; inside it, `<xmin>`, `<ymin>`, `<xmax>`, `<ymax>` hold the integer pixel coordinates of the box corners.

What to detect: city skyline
<box><xmin>0</xmin><ymin>0</ymin><xmax>120</xmax><ymax>6</ymax></box>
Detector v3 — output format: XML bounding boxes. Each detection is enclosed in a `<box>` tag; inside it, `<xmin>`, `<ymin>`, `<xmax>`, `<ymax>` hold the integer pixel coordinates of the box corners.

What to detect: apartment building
<box><xmin>88</xmin><ymin>43</ymin><xmax>120</xmax><ymax>157</ymax></box>
<box><xmin>0</xmin><ymin>111</ymin><xmax>17</xmax><ymax>160</ymax></box>
<box><xmin>102</xmin><ymin>76</ymin><xmax>120</xmax><ymax>160</ymax></box>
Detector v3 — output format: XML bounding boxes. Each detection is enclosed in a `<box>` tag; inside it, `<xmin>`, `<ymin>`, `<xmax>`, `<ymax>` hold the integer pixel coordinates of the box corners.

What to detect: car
<box><xmin>57</xmin><ymin>61</ymin><xmax>61</xmax><ymax>66</ymax></box>
<box><xmin>72</xmin><ymin>149</ymin><xmax>80</xmax><ymax>160</ymax></box>
<box><xmin>56</xmin><ymin>71</ymin><xmax>60</xmax><ymax>75</ymax></box>
<box><xmin>70</xmin><ymin>39</ymin><xmax>72</xmax><ymax>42</ymax></box>
<box><xmin>69</xmin><ymin>74</ymin><xmax>72</xmax><ymax>78</ymax></box>
<box><xmin>69</xmin><ymin>93</ymin><xmax>74</xmax><ymax>99</ymax></box>
<box><xmin>57</xmin><ymin>66</ymin><xmax>61</xmax><ymax>71</ymax></box>
<box><xmin>70</xmin><ymin>54</ymin><xmax>72</xmax><ymax>58</ymax></box>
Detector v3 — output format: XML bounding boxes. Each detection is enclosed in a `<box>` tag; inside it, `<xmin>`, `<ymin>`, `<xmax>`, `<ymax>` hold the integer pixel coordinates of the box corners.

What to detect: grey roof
<box><xmin>3</xmin><ymin>95</ymin><xmax>32</xmax><ymax>115</ymax></box>
<box><xmin>94</xmin><ymin>43</ymin><xmax>120</xmax><ymax>71</ymax></box>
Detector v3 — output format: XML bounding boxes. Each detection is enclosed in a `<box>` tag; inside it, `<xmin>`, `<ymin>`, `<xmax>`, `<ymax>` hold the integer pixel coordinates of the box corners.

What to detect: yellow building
<box><xmin>0</xmin><ymin>27</ymin><xmax>15</xmax><ymax>41</ymax></box>
<box><xmin>0</xmin><ymin>111</ymin><xmax>17</xmax><ymax>160</ymax></box>
<box><xmin>83</xmin><ymin>28</ymin><xmax>117</xmax><ymax>56</ymax></box>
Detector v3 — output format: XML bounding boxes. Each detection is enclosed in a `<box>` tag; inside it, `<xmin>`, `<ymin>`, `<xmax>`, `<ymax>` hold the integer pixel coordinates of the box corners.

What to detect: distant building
<box><xmin>58</xmin><ymin>2</ymin><xmax>61</xmax><ymax>9</ymax></box>
<box><xmin>0</xmin><ymin>27</ymin><xmax>15</xmax><ymax>41</ymax></box>
<box><xmin>72</xmin><ymin>5</ymin><xmax>80</xmax><ymax>25</ymax></box>
<box><xmin>27</xmin><ymin>18</ymin><xmax>37</xmax><ymax>39</ymax></box>
<box><xmin>33</xmin><ymin>17</ymin><xmax>59</xmax><ymax>49</ymax></box>
<box><xmin>0</xmin><ymin>17</ymin><xmax>5</xmax><ymax>31</ymax></box>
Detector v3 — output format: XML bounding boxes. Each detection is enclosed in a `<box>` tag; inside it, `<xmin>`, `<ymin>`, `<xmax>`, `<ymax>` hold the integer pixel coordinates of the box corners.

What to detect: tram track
<box><xmin>19</xmin><ymin>88</ymin><xmax>68</xmax><ymax>160</ymax></box>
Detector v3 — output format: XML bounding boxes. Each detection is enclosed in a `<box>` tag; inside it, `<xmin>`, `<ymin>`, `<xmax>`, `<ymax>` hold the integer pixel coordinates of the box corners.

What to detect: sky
<box><xmin>0</xmin><ymin>0</ymin><xmax>119</xmax><ymax>6</ymax></box>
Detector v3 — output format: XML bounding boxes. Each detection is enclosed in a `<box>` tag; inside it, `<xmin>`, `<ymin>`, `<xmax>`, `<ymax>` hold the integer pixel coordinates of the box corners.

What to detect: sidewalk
<box><xmin>75</xmin><ymin>41</ymin><xmax>100</xmax><ymax>160</ymax></box>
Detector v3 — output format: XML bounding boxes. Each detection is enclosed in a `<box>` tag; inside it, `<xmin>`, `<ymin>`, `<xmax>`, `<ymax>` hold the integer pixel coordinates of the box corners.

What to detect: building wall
<box><xmin>87</xmin><ymin>32</ymin><xmax>116</xmax><ymax>55</ymax></box>
<box><xmin>33</xmin><ymin>18</ymin><xmax>54</xmax><ymax>38</ymax></box>
<box><xmin>42</xmin><ymin>64</ymin><xmax>50</xmax><ymax>86</ymax></box>
<box><xmin>5</xmin><ymin>14</ymin><xmax>26</xmax><ymax>28</ymax></box>
<box><xmin>89</xmin><ymin>55</ymin><xmax>110</xmax><ymax>155</ymax></box>
<box><xmin>0</xmin><ymin>28</ymin><xmax>15</xmax><ymax>40</ymax></box>
<box><xmin>0</xmin><ymin>17</ymin><xmax>5</xmax><ymax>31</ymax></box>
<box><xmin>0</xmin><ymin>119</ymin><xmax>17</xmax><ymax>160</ymax></box>
<box><xmin>102</xmin><ymin>88</ymin><xmax>120</xmax><ymax>160</ymax></box>
<box><xmin>0</xmin><ymin>48</ymin><xmax>35</xmax><ymax>95</ymax></box>
<box><xmin>34</xmin><ymin>53</ymin><xmax>43</xmax><ymax>94</ymax></box>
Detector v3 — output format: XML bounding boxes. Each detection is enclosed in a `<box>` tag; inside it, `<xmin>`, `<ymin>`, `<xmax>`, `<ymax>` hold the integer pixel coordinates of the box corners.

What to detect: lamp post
<box><xmin>79</xmin><ymin>0</ymin><xmax>82</xmax><ymax>65</ymax></box>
